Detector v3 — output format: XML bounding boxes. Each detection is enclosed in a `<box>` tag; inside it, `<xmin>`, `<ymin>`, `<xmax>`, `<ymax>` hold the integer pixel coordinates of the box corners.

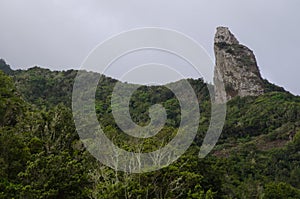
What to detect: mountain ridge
<box><xmin>1</xmin><ymin>27</ymin><xmax>300</xmax><ymax>198</ymax></box>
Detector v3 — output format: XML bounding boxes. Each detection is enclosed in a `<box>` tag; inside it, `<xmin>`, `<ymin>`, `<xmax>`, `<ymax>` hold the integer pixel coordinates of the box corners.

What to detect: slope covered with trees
<box><xmin>1</xmin><ymin>59</ymin><xmax>300</xmax><ymax>198</ymax></box>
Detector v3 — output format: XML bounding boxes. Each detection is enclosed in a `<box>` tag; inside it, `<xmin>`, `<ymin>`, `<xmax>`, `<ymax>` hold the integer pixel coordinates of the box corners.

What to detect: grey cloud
<box><xmin>0</xmin><ymin>0</ymin><xmax>299</xmax><ymax>94</ymax></box>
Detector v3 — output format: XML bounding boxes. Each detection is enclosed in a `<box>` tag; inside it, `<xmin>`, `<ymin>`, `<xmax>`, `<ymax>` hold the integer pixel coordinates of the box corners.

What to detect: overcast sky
<box><xmin>0</xmin><ymin>0</ymin><xmax>299</xmax><ymax>94</ymax></box>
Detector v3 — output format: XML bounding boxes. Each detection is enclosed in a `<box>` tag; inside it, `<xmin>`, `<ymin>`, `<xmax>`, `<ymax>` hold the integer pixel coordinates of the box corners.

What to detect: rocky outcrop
<box><xmin>214</xmin><ymin>27</ymin><xmax>265</xmax><ymax>103</ymax></box>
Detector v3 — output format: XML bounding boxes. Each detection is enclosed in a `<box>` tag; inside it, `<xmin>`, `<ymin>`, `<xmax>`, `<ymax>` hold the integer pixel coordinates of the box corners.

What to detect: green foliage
<box><xmin>263</xmin><ymin>79</ymin><xmax>287</xmax><ymax>93</ymax></box>
<box><xmin>0</xmin><ymin>71</ymin><xmax>25</xmax><ymax>127</ymax></box>
<box><xmin>0</xmin><ymin>59</ymin><xmax>13</xmax><ymax>75</ymax></box>
<box><xmin>222</xmin><ymin>92</ymin><xmax>300</xmax><ymax>139</ymax></box>
<box><xmin>18</xmin><ymin>152</ymin><xmax>90</xmax><ymax>198</ymax></box>
<box><xmin>1</xmin><ymin>64</ymin><xmax>300</xmax><ymax>198</ymax></box>
<box><xmin>263</xmin><ymin>182</ymin><xmax>300</xmax><ymax>199</ymax></box>
<box><xmin>13</xmin><ymin>67</ymin><xmax>77</xmax><ymax>108</ymax></box>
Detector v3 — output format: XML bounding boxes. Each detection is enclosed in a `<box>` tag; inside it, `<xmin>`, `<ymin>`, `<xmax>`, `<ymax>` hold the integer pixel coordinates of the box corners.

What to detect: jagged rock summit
<box><xmin>213</xmin><ymin>27</ymin><xmax>265</xmax><ymax>103</ymax></box>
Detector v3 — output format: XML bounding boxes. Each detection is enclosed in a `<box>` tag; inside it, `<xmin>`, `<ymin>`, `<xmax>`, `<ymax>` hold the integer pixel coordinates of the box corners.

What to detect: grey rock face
<box><xmin>213</xmin><ymin>27</ymin><xmax>264</xmax><ymax>103</ymax></box>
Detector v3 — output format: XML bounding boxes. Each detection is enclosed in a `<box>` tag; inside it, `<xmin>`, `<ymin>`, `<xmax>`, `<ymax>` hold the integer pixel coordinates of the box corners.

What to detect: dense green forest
<box><xmin>1</xmin><ymin>59</ymin><xmax>300</xmax><ymax>198</ymax></box>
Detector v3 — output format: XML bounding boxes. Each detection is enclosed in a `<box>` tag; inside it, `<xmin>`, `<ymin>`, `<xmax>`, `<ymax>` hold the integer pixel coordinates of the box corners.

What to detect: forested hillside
<box><xmin>1</xmin><ymin>59</ymin><xmax>300</xmax><ymax>198</ymax></box>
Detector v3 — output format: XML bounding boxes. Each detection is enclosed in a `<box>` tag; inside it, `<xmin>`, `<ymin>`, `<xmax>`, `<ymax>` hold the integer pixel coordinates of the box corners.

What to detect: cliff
<box><xmin>213</xmin><ymin>27</ymin><xmax>265</xmax><ymax>103</ymax></box>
